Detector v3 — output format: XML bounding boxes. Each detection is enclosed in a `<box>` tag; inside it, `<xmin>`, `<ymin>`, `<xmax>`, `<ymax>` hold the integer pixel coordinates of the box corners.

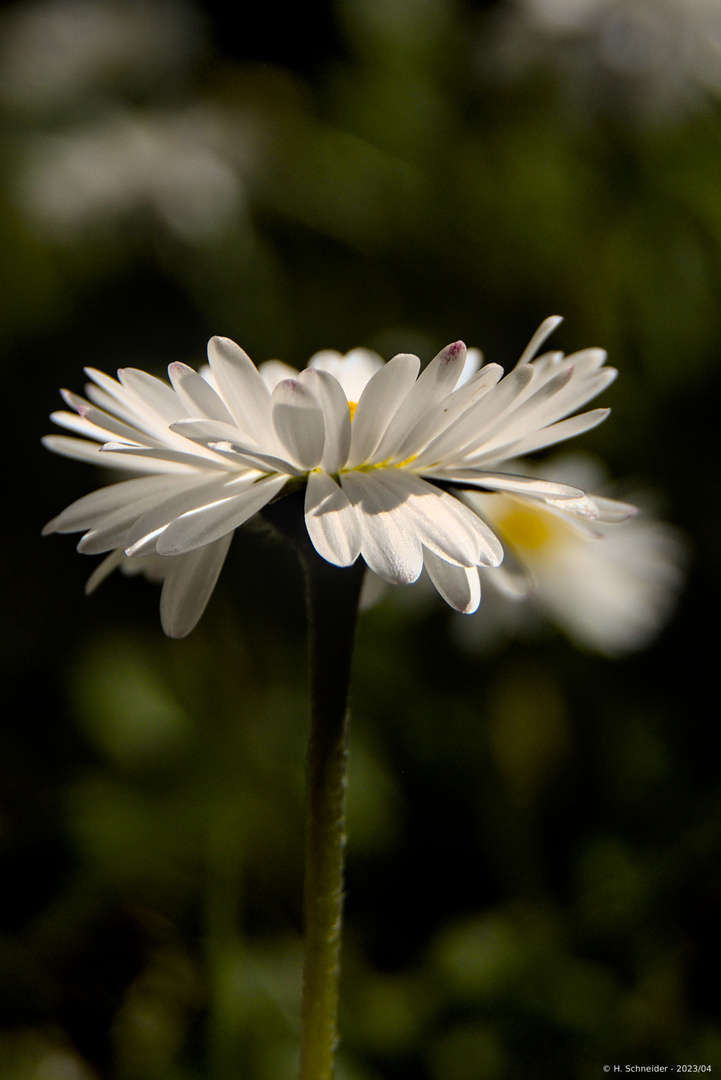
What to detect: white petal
<box><xmin>481</xmin><ymin>561</ymin><xmax>534</xmax><ymax>599</ymax></box>
<box><xmin>83</xmin><ymin>369</ymin><xmax>150</xmax><ymax>427</ymax></box>
<box><xmin>457</xmin><ymin>348</ymin><xmax>483</xmax><ymax>387</ymax></box>
<box><xmin>160</xmin><ymin>533</ymin><xmax>233</xmax><ymax>638</ymax></box>
<box><xmin>259</xmin><ymin>359</ymin><xmax>299</xmax><ymax>390</ymax></box>
<box><xmin>81</xmin><ymin>375</ymin><xmax>186</xmax><ymax>450</ymax></box>
<box><xmin>78</xmin><ymin>477</ymin><xmax>223</xmax><ymax>555</ymax></box>
<box><xmin>117</xmin><ymin>368</ymin><xmax>185</xmax><ymax>423</ymax></box>
<box><xmin>359</xmin><ymin>569</ymin><xmax>386</xmax><ymax>610</ymax></box>
<box><xmin>169</xmin><ymin>418</ymin><xmax>301</xmax><ymax>476</ymax></box>
<box><xmin>304</xmin><ymin>471</ymin><xmax>360</xmax><ymax>566</ymax></box>
<box><xmin>414</xmin><ymin>365</ymin><xmax>535</xmax><ymax>468</ymax></box>
<box><xmin>436</xmin><ymin>471</ymin><xmax>585</xmax><ymax>500</ymax></box>
<box><xmin>125</xmin><ymin>474</ymin><xmax>260</xmax><ymax>556</ymax></box>
<box><xmin>58</xmin><ymin>391</ymin><xmax>153</xmax><ymax>444</ymax></box>
<box><xmin>206</xmin><ymin>336</ymin><xmax>275</xmax><ymax>446</ymax></box>
<box><xmin>42</xmin><ymin>435</ymin><xmax>193</xmax><ymax>474</ymax></box>
<box><xmin>85</xmin><ymin>549</ymin><xmax>126</xmax><ymax>594</ymax></box>
<box><xmin>298</xmin><ymin>368</ymin><xmax>352</xmax><ymax>474</ymax></box>
<box><xmin>347</xmin><ymin>353</ymin><xmax>421</xmax><ymax>468</ymax></box>
<box><xmin>168</xmin><ymin>362</ymin><xmax>236</xmax><ymax>423</ymax></box>
<box><xmin>373</xmin><ymin>469</ymin><xmax>503</xmax><ymax>567</ymax></box>
<box><xmin>590</xmin><ymin>496</ymin><xmax>638</xmax><ymax>523</ymax></box>
<box><xmin>424</xmin><ymin>550</ymin><xmax>481</xmax><ymax>613</ymax></box>
<box><xmin>478</xmin><ymin>408</ymin><xmax>610</xmax><ymax>463</ymax></box>
<box><xmin>100</xmin><ymin>442</ymin><xmax>229</xmax><ymax>471</ymax></box>
<box><xmin>309</xmin><ymin>347</ymin><xmax>384</xmax><ymax>401</ymax></box>
<box><xmin>83</xmin><ymin>368</ymin><xmax>191</xmax><ymax>450</ymax></box>
<box><xmin>340</xmin><ymin>471</ymin><xmax>423</xmax><ymax>584</ymax></box>
<box><xmin>565</xmin><ymin>347</ymin><xmax>608</xmax><ymax>373</ymax></box>
<box><xmin>170</xmin><ymin>417</ymin><xmax>252</xmax><ymax>444</ymax></box>
<box><xmin>514</xmin><ymin>316</ymin><xmax>564</xmax><ymax>367</ymax></box>
<box><xmin>43</xmin><ymin>474</ymin><xmax>201</xmax><ymax>535</ymax></box>
<box><xmin>399</xmin><ymin>363</ymin><xmax>505</xmax><ymax>465</ymax></box>
<box><xmin>373</xmin><ymin>341</ymin><xmax>467</xmax><ymax>462</ymax></box>
<box><xmin>271</xmin><ymin>379</ymin><xmax>326</xmax><ymax>469</ymax></box>
<box><xmin>156</xmin><ymin>474</ymin><xmax>288</xmax><ymax>555</ymax></box>
<box><xmin>510</xmin><ymin>368</ymin><xmax>615</xmax><ymax>440</ymax></box>
<box><xmin>78</xmin><ymin>501</ymin><xmax>164</xmax><ymax>554</ymax></box>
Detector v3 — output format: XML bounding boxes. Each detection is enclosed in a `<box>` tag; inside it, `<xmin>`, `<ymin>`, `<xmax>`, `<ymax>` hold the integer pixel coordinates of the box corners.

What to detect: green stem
<box><xmin>262</xmin><ymin>492</ymin><xmax>365</xmax><ymax>1080</ymax></box>
<box><xmin>300</xmin><ymin>547</ymin><xmax>365</xmax><ymax>1080</ymax></box>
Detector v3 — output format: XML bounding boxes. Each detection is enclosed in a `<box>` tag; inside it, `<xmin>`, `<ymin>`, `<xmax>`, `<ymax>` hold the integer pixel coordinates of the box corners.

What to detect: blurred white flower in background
<box><xmin>1</xmin><ymin>0</ymin><xmax>254</xmax><ymax>244</ymax></box>
<box><xmin>16</xmin><ymin>107</ymin><xmax>244</xmax><ymax>243</ymax></box>
<box><xmin>459</xmin><ymin>453</ymin><xmax>687</xmax><ymax>656</ymax></box>
<box><xmin>481</xmin><ymin>0</ymin><xmax>721</xmax><ymax>120</ymax></box>
<box><xmin>0</xmin><ymin>0</ymin><xmax>202</xmax><ymax>115</ymax></box>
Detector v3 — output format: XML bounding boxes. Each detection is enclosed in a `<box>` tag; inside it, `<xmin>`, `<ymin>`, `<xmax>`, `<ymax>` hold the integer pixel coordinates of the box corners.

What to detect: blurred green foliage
<box><xmin>1</xmin><ymin>0</ymin><xmax>719</xmax><ymax>1076</ymax></box>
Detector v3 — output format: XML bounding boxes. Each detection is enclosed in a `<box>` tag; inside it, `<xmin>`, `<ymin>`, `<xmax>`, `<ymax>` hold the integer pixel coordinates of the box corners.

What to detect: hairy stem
<box><xmin>262</xmin><ymin>492</ymin><xmax>365</xmax><ymax>1079</ymax></box>
<box><xmin>299</xmin><ymin>547</ymin><xmax>365</xmax><ymax>1080</ymax></box>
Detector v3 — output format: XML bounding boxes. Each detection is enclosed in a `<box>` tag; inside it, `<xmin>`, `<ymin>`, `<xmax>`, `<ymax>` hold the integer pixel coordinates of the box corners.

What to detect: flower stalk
<box><xmin>300</xmin><ymin>548</ymin><xmax>364</xmax><ymax>1079</ymax></box>
<box><xmin>264</xmin><ymin>492</ymin><xmax>365</xmax><ymax>1080</ymax></box>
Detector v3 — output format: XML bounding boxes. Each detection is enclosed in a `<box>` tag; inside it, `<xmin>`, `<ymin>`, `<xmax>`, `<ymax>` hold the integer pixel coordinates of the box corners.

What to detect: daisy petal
<box><xmin>169</xmin><ymin>418</ymin><xmax>301</xmax><ymax>476</ymax></box>
<box><xmin>374</xmin><ymin>469</ymin><xmax>503</xmax><ymax>567</ymax></box>
<box><xmin>160</xmin><ymin>533</ymin><xmax>233</xmax><ymax>638</ymax></box>
<box><xmin>340</xmin><ymin>471</ymin><xmax>423</xmax><ymax>584</ymax></box>
<box><xmin>591</xmin><ymin>496</ymin><xmax>639</xmax><ymax>523</ymax></box>
<box><xmin>125</xmin><ymin>474</ymin><xmax>259</xmax><ymax>556</ymax></box>
<box><xmin>298</xmin><ymin>368</ymin><xmax>351</xmax><ymax>474</ymax></box>
<box><xmin>85</xmin><ymin>549</ymin><xmax>126</xmax><ymax>595</ymax></box>
<box><xmin>271</xmin><ymin>379</ymin><xmax>326</xmax><ymax>469</ymax></box>
<box><xmin>259</xmin><ymin>359</ymin><xmax>299</xmax><ymax>390</ymax></box>
<box><xmin>414</xmin><ymin>365</ymin><xmax>535</xmax><ymax>467</ymax></box>
<box><xmin>117</xmin><ymin>368</ymin><xmax>186</xmax><ymax>423</ymax></box>
<box><xmin>440</xmin><ymin>471</ymin><xmax>585</xmax><ymax>500</ymax></box>
<box><xmin>43</xmin><ymin>474</ymin><xmax>200</xmax><ymax>535</ymax></box>
<box><xmin>100</xmin><ymin>442</ymin><xmax>229</xmax><ymax>470</ymax></box>
<box><xmin>42</xmin><ymin>435</ymin><xmax>193</xmax><ymax>473</ymax></box>
<box><xmin>59</xmin><ymin>391</ymin><xmax>156</xmax><ymax>444</ymax></box>
<box><xmin>304</xmin><ymin>471</ymin><xmax>360</xmax><ymax>566</ymax></box>
<box><xmin>207</xmin><ymin>336</ymin><xmax>274</xmax><ymax>445</ymax></box>
<box><xmin>515</xmin><ymin>316</ymin><xmax>564</xmax><ymax>367</ymax></box>
<box><xmin>389</xmin><ymin>362</ymin><xmax>505</xmax><ymax>464</ymax></box>
<box><xmin>483</xmin><ymin>408</ymin><xmax>611</xmax><ymax>461</ymax></box>
<box><xmin>310</xmin><ymin>347</ymin><xmax>384</xmax><ymax>401</ymax></box>
<box><xmin>424</xmin><ymin>550</ymin><xmax>481</xmax><ymax>613</ymax></box>
<box><xmin>156</xmin><ymin>474</ymin><xmax>288</xmax><ymax>555</ymax></box>
<box><xmin>168</xmin><ymin>362</ymin><xmax>236</xmax><ymax>423</ymax></box>
<box><xmin>373</xmin><ymin>341</ymin><xmax>467</xmax><ymax>462</ymax></box>
<box><xmin>347</xmin><ymin>353</ymin><xmax>421</xmax><ymax>468</ymax></box>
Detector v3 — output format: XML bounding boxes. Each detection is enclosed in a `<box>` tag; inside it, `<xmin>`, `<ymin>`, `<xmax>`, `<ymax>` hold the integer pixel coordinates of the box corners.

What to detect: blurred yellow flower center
<box><xmin>497</xmin><ymin>505</ymin><xmax>555</xmax><ymax>551</ymax></box>
<box><xmin>348</xmin><ymin>401</ymin><xmax>358</xmax><ymax>421</ymax></box>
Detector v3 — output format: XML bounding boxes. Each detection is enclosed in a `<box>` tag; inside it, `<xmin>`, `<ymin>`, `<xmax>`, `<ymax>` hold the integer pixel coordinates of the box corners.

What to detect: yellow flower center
<box><xmin>496</xmin><ymin>505</ymin><xmax>556</xmax><ymax>552</ymax></box>
<box><xmin>348</xmin><ymin>401</ymin><xmax>358</xmax><ymax>421</ymax></box>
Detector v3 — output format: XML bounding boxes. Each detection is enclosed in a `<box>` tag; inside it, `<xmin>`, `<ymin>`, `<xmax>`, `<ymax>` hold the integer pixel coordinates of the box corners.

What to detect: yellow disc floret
<box><xmin>496</xmin><ymin>504</ymin><xmax>556</xmax><ymax>552</ymax></box>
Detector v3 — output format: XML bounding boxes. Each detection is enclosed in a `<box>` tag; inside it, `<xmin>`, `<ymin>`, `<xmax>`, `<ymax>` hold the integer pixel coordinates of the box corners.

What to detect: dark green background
<box><xmin>1</xmin><ymin>1</ymin><xmax>718</xmax><ymax>1076</ymax></box>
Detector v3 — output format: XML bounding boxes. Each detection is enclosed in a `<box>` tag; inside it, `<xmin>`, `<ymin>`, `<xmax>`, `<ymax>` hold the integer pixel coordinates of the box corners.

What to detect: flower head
<box><xmin>462</xmin><ymin>454</ymin><xmax>687</xmax><ymax>656</ymax></box>
<box><xmin>43</xmin><ymin>317</ymin><xmax>620</xmax><ymax>636</ymax></box>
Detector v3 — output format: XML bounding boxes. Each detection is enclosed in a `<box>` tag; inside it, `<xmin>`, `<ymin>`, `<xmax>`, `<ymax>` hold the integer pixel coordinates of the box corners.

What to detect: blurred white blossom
<box><xmin>460</xmin><ymin>453</ymin><xmax>687</xmax><ymax>656</ymax></box>
<box><xmin>482</xmin><ymin>0</ymin><xmax>721</xmax><ymax>120</ymax></box>
<box><xmin>16</xmin><ymin>107</ymin><xmax>244</xmax><ymax>242</ymax></box>
<box><xmin>0</xmin><ymin>0</ymin><xmax>202</xmax><ymax>116</ymax></box>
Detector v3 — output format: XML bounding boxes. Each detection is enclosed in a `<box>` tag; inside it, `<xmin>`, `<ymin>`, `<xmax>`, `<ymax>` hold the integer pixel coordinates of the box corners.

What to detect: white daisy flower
<box><xmin>483</xmin><ymin>0</ymin><xmax>721</xmax><ymax>121</ymax></box>
<box><xmin>43</xmin><ymin>317</ymin><xmax>619</xmax><ymax>637</ymax></box>
<box><xmin>462</xmin><ymin>454</ymin><xmax>686</xmax><ymax>656</ymax></box>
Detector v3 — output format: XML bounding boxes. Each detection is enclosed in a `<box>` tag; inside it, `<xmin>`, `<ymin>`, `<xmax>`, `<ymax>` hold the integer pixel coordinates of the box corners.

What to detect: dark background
<box><xmin>1</xmin><ymin>0</ymin><xmax>719</xmax><ymax>1076</ymax></box>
